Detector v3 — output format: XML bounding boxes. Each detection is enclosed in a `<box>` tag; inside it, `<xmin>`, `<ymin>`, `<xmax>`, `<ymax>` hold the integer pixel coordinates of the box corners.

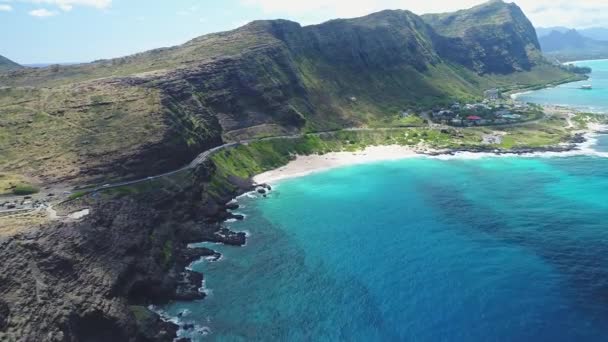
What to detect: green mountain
<box><xmin>0</xmin><ymin>0</ymin><xmax>578</xmax><ymax>186</ymax></box>
<box><xmin>422</xmin><ymin>0</ymin><xmax>544</xmax><ymax>74</ymax></box>
<box><xmin>0</xmin><ymin>55</ymin><xmax>22</xmax><ymax>72</ymax></box>
<box><xmin>539</xmin><ymin>29</ymin><xmax>608</xmax><ymax>61</ymax></box>
<box><xmin>537</xmin><ymin>26</ymin><xmax>608</xmax><ymax>42</ymax></box>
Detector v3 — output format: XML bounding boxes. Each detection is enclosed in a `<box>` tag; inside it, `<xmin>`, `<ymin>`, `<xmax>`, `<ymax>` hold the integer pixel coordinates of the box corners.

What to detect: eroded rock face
<box><xmin>423</xmin><ymin>1</ymin><xmax>542</xmax><ymax>74</ymax></box>
<box><xmin>0</xmin><ymin>163</ymin><xmax>252</xmax><ymax>341</ymax></box>
<box><xmin>0</xmin><ymin>200</ymin><xmax>168</xmax><ymax>341</ymax></box>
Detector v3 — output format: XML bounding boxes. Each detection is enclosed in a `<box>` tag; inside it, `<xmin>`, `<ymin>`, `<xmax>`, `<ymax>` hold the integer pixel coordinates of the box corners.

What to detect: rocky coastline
<box><xmin>0</xmin><ymin>126</ymin><xmax>601</xmax><ymax>341</ymax></box>
<box><xmin>425</xmin><ymin>132</ymin><xmax>587</xmax><ymax>156</ymax></box>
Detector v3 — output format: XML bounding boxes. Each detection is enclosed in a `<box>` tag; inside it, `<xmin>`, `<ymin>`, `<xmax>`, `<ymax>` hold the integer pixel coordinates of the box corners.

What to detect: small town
<box><xmin>402</xmin><ymin>89</ymin><xmax>540</xmax><ymax>127</ymax></box>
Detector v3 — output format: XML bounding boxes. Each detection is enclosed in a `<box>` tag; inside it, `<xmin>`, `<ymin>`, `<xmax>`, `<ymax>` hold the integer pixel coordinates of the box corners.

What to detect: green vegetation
<box><xmin>562</xmin><ymin>64</ymin><xmax>592</xmax><ymax>75</ymax></box>
<box><xmin>423</xmin><ymin>1</ymin><xmax>521</xmax><ymax>38</ymax></box>
<box><xmin>12</xmin><ymin>184</ymin><xmax>40</xmax><ymax>196</ymax></box>
<box><xmin>0</xmin><ymin>173</ymin><xmax>38</xmax><ymax>195</ymax></box>
<box><xmin>208</xmin><ymin>112</ymin><xmax>583</xmax><ymax>196</ymax></box>
<box><xmin>571</xmin><ymin>112</ymin><xmax>608</xmax><ymax>130</ymax></box>
<box><xmin>0</xmin><ymin>84</ymin><xmax>166</xmax><ymax>184</ymax></box>
<box><xmin>0</xmin><ymin>0</ymin><xmax>583</xmax><ymax>189</ymax></box>
<box><xmin>162</xmin><ymin>240</ymin><xmax>173</xmax><ymax>267</ymax></box>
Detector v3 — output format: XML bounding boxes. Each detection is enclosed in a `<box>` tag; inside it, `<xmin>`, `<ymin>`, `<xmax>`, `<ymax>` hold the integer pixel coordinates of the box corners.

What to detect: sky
<box><xmin>1</xmin><ymin>0</ymin><xmax>608</xmax><ymax>64</ymax></box>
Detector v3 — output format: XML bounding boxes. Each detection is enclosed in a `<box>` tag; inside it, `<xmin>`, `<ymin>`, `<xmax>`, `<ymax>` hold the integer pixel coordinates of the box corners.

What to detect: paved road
<box><xmin>0</xmin><ymin>118</ymin><xmax>559</xmax><ymax>216</ymax></box>
<box><xmin>86</xmin><ymin>127</ymin><xmax>421</xmax><ymax>193</ymax></box>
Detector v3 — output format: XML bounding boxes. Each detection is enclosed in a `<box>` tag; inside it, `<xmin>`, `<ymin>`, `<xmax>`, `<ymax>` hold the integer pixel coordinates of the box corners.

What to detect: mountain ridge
<box><xmin>0</xmin><ymin>2</ymin><xmax>588</xmax><ymax>341</ymax></box>
<box><xmin>0</xmin><ymin>55</ymin><xmax>22</xmax><ymax>72</ymax></box>
<box><xmin>0</xmin><ymin>1</ymin><xmax>577</xmax><ymax>186</ymax></box>
<box><xmin>539</xmin><ymin>29</ymin><xmax>608</xmax><ymax>61</ymax></box>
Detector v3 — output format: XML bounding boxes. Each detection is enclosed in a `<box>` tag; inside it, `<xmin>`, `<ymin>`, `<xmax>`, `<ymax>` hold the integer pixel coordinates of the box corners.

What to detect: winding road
<box><xmin>0</xmin><ymin>109</ymin><xmax>572</xmax><ymax>217</ymax></box>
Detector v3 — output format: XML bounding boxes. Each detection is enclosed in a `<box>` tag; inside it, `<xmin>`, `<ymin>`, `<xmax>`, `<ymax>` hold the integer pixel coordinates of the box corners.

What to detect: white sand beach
<box><xmin>253</xmin><ymin>145</ymin><xmax>428</xmax><ymax>184</ymax></box>
<box><xmin>253</xmin><ymin>122</ymin><xmax>608</xmax><ymax>185</ymax></box>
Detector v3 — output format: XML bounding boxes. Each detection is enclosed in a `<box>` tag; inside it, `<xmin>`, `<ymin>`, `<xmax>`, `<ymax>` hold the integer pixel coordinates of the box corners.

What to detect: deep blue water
<box><xmin>165</xmin><ymin>155</ymin><xmax>608</xmax><ymax>341</ymax></box>
<box><xmin>517</xmin><ymin>59</ymin><xmax>608</xmax><ymax>111</ymax></box>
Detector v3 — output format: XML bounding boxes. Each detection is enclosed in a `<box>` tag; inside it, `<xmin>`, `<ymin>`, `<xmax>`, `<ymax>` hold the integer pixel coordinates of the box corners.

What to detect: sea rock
<box><xmin>225</xmin><ymin>202</ymin><xmax>239</xmax><ymax>210</ymax></box>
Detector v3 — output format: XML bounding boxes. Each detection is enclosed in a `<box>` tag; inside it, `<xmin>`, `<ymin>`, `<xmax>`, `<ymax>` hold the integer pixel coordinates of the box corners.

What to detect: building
<box><xmin>501</xmin><ymin>114</ymin><xmax>522</xmax><ymax>120</ymax></box>
<box><xmin>495</xmin><ymin>109</ymin><xmax>512</xmax><ymax>117</ymax></box>
<box><xmin>484</xmin><ymin>89</ymin><xmax>501</xmax><ymax>100</ymax></box>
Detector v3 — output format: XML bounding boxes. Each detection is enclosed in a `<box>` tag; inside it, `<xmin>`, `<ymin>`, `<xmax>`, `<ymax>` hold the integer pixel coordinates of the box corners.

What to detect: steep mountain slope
<box><xmin>0</xmin><ymin>55</ymin><xmax>22</xmax><ymax>72</ymax></box>
<box><xmin>0</xmin><ymin>1</ymin><xmax>586</xmax><ymax>341</ymax></box>
<box><xmin>0</xmin><ymin>0</ymin><xmax>577</xmax><ymax>187</ymax></box>
<box><xmin>537</xmin><ymin>26</ymin><xmax>608</xmax><ymax>42</ymax></box>
<box><xmin>422</xmin><ymin>0</ymin><xmax>543</xmax><ymax>74</ymax></box>
<box><xmin>536</xmin><ymin>26</ymin><xmax>570</xmax><ymax>37</ymax></box>
<box><xmin>539</xmin><ymin>29</ymin><xmax>608</xmax><ymax>61</ymax></box>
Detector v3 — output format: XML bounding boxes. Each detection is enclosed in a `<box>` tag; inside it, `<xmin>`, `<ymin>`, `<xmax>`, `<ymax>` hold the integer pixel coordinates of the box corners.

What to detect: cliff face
<box><xmin>0</xmin><ymin>161</ymin><xmax>252</xmax><ymax>341</ymax></box>
<box><xmin>0</xmin><ymin>1</ymin><xmax>569</xmax><ymax>185</ymax></box>
<box><xmin>0</xmin><ymin>2</ymin><xmax>580</xmax><ymax>340</ymax></box>
<box><xmin>423</xmin><ymin>0</ymin><xmax>542</xmax><ymax>74</ymax></box>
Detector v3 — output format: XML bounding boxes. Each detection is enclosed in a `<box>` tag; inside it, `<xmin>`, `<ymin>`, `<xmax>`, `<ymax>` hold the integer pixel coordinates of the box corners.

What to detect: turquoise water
<box><xmin>517</xmin><ymin>59</ymin><xmax>608</xmax><ymax>111</ymax></box>
<box><xmin>165</xmin><ymin>155</ymin><xmax>608</xmax><ymax>341</ymax></box>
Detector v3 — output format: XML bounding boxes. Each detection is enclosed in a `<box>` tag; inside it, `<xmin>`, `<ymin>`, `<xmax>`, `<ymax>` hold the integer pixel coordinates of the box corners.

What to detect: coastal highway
<box><xmin>59</xmin><ymin>109</ymin><xmax>580</xmax><ymax>198</ymax></box>
<box><xmin>0</xmin><ymin>113</ymin><xmax>567</xmax><ymax>215</ymax></box>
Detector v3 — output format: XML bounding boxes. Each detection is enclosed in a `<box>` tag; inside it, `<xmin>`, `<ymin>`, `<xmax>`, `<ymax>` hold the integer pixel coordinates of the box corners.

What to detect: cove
<box><xmin>516</xmin><ymin>59</ymin><xmax>608</xmax><ymax>112</ymax></box>
<box><xmin>164</xmin><ymin>155</ymin><xmax>608</xmax><ymax>341</ymax></box>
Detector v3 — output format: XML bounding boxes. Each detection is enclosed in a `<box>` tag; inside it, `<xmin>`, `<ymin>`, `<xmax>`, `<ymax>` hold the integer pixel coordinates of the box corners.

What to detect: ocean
<box><xmin>162</xmin><ymin>61</ymin><xmax>608</xmax><ymax>341</ymax></box>
<box><xmin>516</xmin><ymin>59</ymin><xmax>608</xmax><ymax>112</ymax></box>
<box><xmin>162</xmin><ymin>154</ymin><xmax>608</xmax><ymax>341</ymax></box>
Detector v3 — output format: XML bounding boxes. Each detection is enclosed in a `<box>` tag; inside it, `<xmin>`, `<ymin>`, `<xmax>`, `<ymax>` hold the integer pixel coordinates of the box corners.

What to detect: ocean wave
<box><xmin>426</xmin><ymin>132</ymin><xmax>608</xmax><ymax>161</ymax></box>
<box><xmin>148</xmin><ymin>305</ymin><xmax>212</xmax><ymax>340</ymax></box>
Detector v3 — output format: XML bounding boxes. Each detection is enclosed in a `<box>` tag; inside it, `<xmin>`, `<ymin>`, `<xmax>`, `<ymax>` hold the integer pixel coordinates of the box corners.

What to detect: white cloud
<box><xmin>23</xmin><ymin>0</ymin><xmax>111</xmax><ymax>11</ymax></box>
<box><xmin>0</xmin><ymin>4</ymin><xmax>12</xmax><ymax>11</ymax></box>
<box><xmin>29</xmin><ymin>8</ymin><xmax>57</xmax><ymax>16</ymax></box>
<box><xmin>240</xmin><ymin>0</ymin><xmax>608</xmax><ymax>29</ymax></box>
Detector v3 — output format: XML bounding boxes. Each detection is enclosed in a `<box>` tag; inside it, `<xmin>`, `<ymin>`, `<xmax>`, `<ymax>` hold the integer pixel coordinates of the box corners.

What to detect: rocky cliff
<box><xmin>0</xmin><ymin>160</ymin><xmax>252</xmax><ymax>341</ymax></box>
<box><xmin>0</xmin><ymin>1</ymin><xmax>573</xmax><ymax>186</ymax></box>
<box><xmin>423</xmin><ymin>0</ymin><xmax>543</xmax><ymax>74</ymax></box>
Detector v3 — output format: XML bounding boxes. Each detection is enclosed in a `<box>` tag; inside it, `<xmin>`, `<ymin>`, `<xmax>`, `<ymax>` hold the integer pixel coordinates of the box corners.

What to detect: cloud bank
<box><xmin>241</xmin><ymin>0</ymin><xmax>608</xmax><ymax>28</ymax></box>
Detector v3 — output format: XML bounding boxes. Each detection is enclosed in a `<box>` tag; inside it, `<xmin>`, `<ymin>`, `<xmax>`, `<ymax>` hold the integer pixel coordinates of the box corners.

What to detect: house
<box><xmin>433</xmin><ymin>110</ymin><xmax>454</xmax><ymax>119</ymax></box>
<box><xmin>484</xmin><ymin>89</ymin><xmax>501</xmax><ymax>100</ymax></box>
<box><xmin>466</xmin><ymin>115</ymin><xmax>483</xmax><ymax>126</ymax></box>
<box><xmin>502</xmin><ymin>114</ymin><xmax>522</xmax><ymax>120</ymax></box>
<box><xmin>495</xmin><ymin>109</ymin><xmax>512</xmax><ymax>117</ymax></box>
<box><xmin>451</xmin><ymin>118</ymin><xmax>463</xmax><ymax>126</ymax></box>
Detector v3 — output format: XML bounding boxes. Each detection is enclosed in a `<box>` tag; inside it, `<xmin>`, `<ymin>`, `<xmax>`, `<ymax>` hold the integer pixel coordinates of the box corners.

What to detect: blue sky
<box><xmin>0</xmin><ymin>0</ymin><xmax>605</xmax><ymax>64</ymax></box>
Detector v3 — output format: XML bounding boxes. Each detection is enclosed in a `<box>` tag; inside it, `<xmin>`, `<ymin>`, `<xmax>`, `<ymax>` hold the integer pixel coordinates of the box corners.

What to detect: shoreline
<box><xmin>253</xmin><ymin>125</ymin><xmax>608</xmax><ymax>185</ymax></box>
<box><xmin>167</xmin><ymin>120</ymin><xmax>608</xmax><ymax>340</ymax></box>
<box><xmin>165</xmin><ymin>114</ymin><xmax>608</xmax><ymax>340</ymax></box>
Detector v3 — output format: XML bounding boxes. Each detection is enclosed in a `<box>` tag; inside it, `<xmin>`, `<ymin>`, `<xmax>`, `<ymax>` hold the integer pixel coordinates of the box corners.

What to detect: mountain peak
<box><xmin>0</xmin><ymin>55</ymin><xmax>23</xmax><ymax>72</ymax></box>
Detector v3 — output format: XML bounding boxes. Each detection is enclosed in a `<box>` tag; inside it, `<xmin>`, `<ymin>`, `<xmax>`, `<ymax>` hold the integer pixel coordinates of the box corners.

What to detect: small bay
<box><xmin>164</xmin><ymin>59</ymin><xmax>608</xmax><ymax>342</ymax></box>
<box><xmin>516</xmin><ymin>59</ymin><xmax>608</xmax><ymax>111</ymax></box>
<box><xmin>166</xmin><ymin>155</ymin><xmax>608</xmax><ymax>341</ymax></box>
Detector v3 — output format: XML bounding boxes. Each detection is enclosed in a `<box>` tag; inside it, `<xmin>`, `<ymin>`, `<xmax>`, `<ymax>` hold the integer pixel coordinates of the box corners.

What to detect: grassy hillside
<box><xmin>0</xmin><ymin>0</ymin><xmax>580</xmax><ymax>187</ymax></box>
<box><xmin>0</xmin><ymin>55</ymin><xmax>22</xmax><ymax>73</ymax></box>
<box><xmin>423</xmin><ymin>0</ymin><xmax>544</xmax><ymax>73</ymax></box>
